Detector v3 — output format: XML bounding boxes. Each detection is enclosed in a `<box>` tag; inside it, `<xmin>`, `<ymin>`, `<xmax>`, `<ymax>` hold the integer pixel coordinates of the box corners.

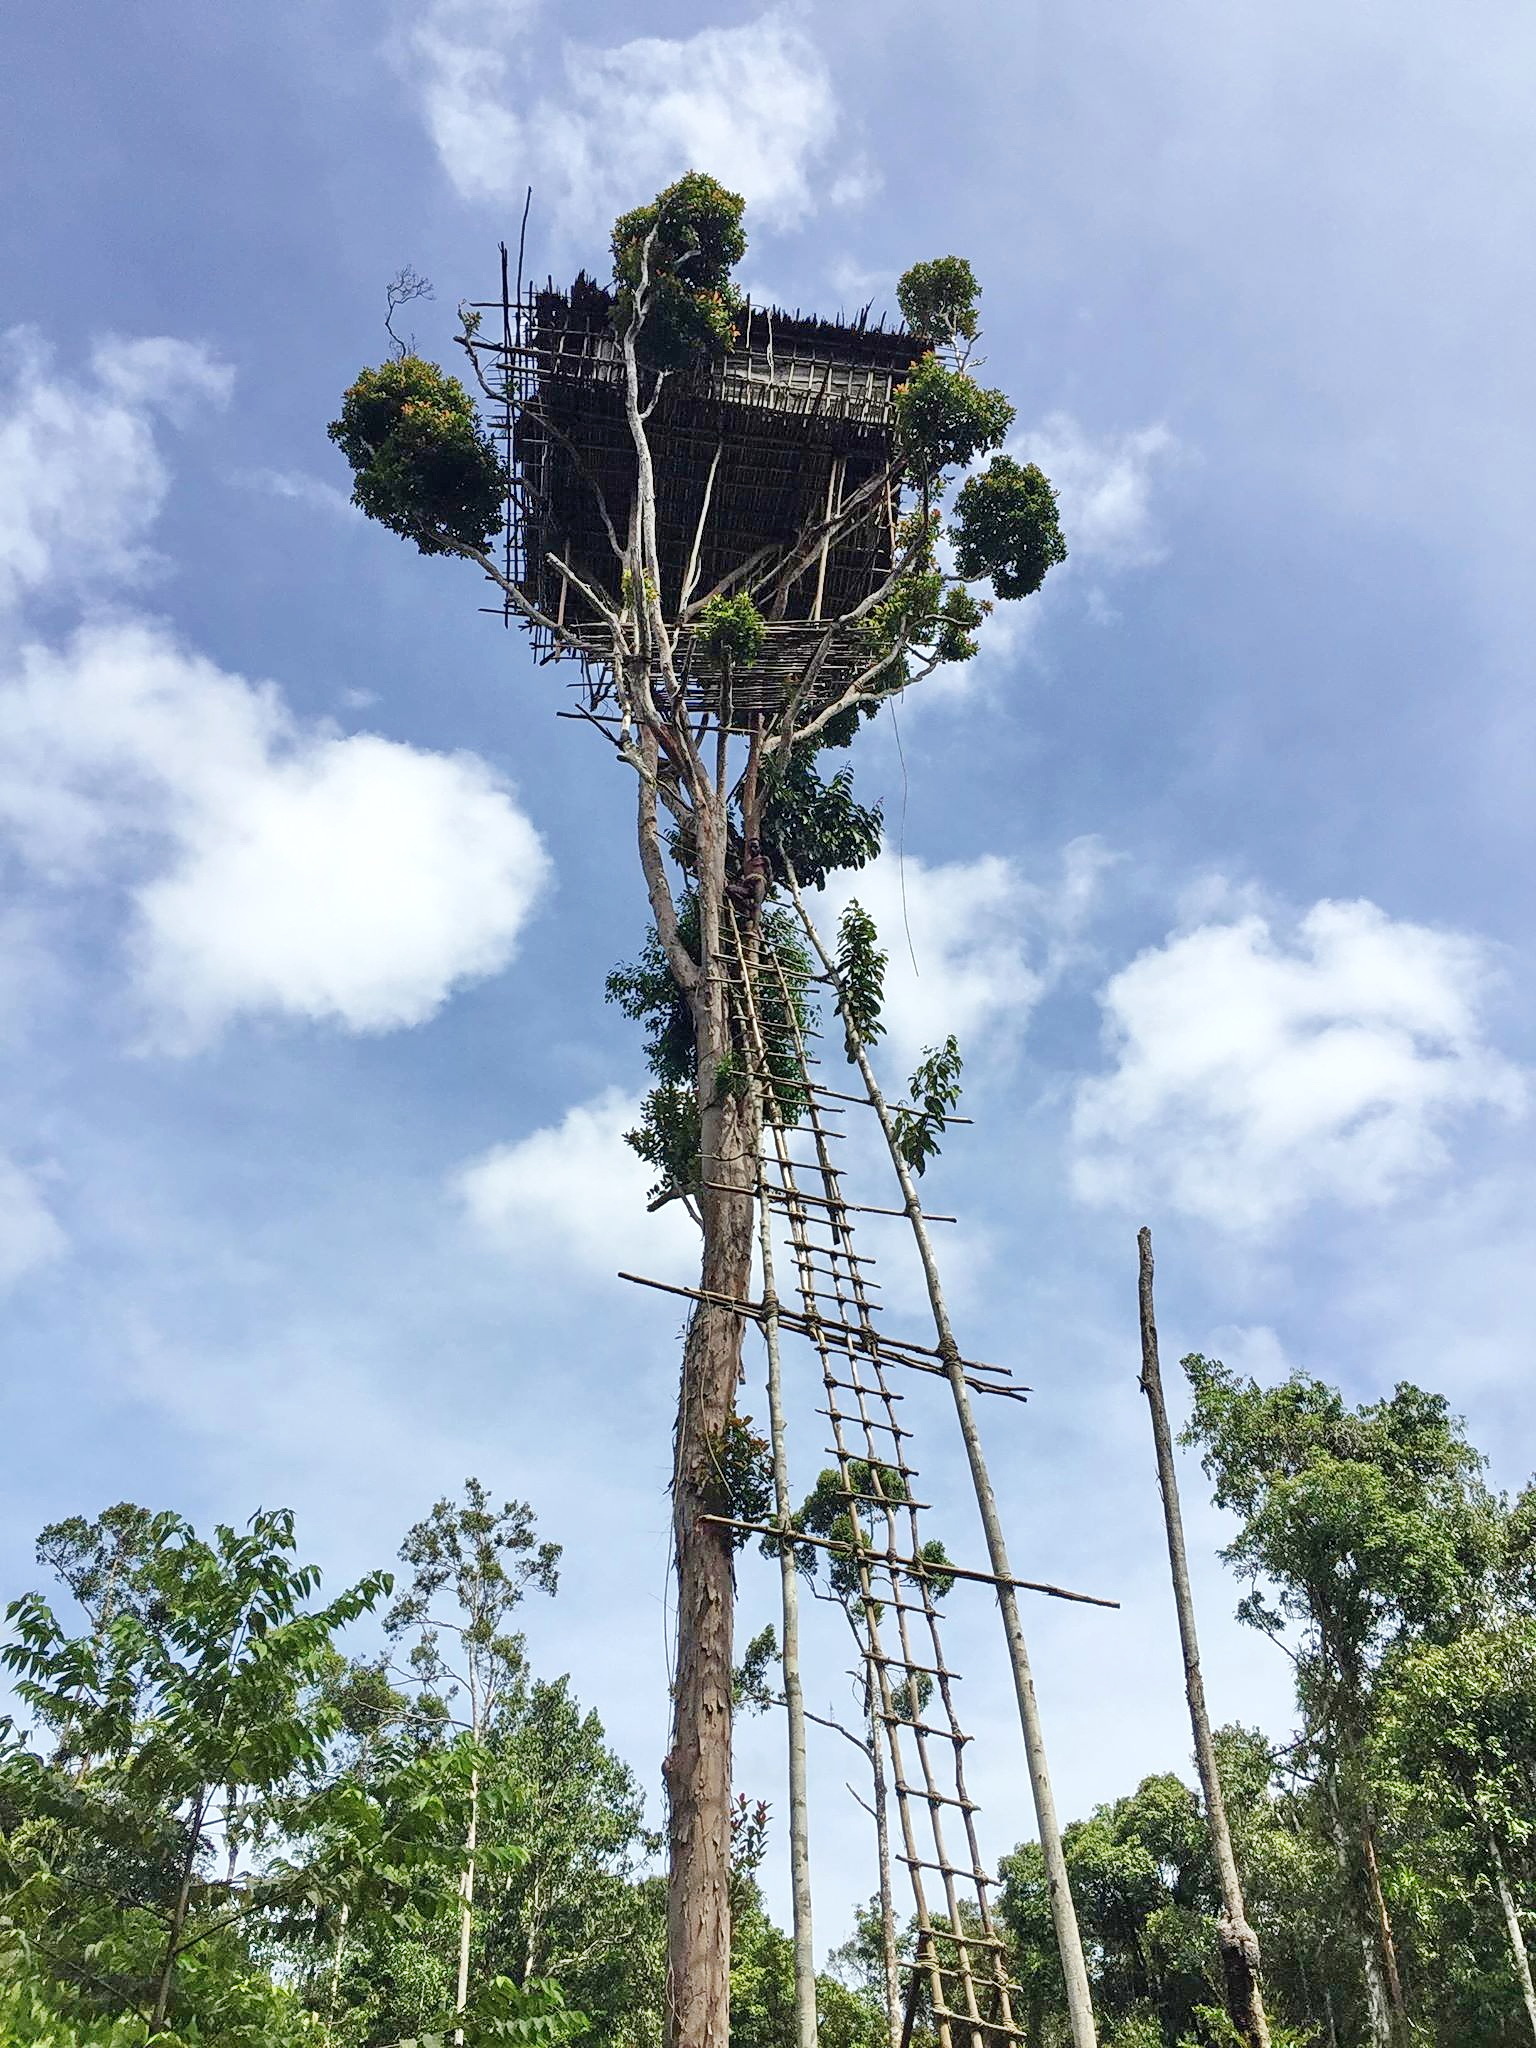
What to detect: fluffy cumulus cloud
<box><xmin>0</xmin><ymin>329</ymin><xmax>231</xmax><ymax>614</ymax></box>
<box><xmin>1071</xmin><ymin>897</ymin><xmax>1526</xmax><ymax>1231</ymax></box>
<box><xmin>821</xmin><ymin>839</ymin><xmax>1112</xmax><ymax>1070</ymax></box>
<box><xmin>454</xmin><ymin>1087</ymin><xmax>697</xmax><ymax>1279</ymax></box>
<box><xmin>923</xmin><ymin>416</ymin><xmax>1176</xmax><ymax>705</ymax></box>
<box><xmin>0</xmin><ymin>1155</ymin><xmax>66</xmax><ymax>1288</ymax></box>
<box><xmin>409</xmin><ymin>0</ymin><xmax>866</xmax><ymax>234</ymax></box>
<box><xmin>0</xmin><ymin>620</ymin><xmax>550</xmax><ymax>1046</ymax></box>
<box><xmin>1011</xmin><ymin>413</ymin><xmax>1177</xmax><ymax>572</ymax></box>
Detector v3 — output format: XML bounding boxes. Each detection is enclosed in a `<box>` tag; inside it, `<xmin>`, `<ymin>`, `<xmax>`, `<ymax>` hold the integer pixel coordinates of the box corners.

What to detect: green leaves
<box><xmin>896</xmin><ymin>257</ymin><xmax>981</xmax><ymax>345</ymax></box>
<box><xmin>0</xmin><ymin>1507</ymin><xmax>394</xmax><ymax>2039</ymax></box>
<box><xmin>622</xmin><ymin>1082</ymin><xmax>700</xmax><ymax>1206</ymax></box>
<box><xmin>385</xmin><ymin>1482</ymin><xmax>559</xmax><ymax>1729</ymax></box>
<box><xmin>1377</xmin><ymin>1619</ymin><xmax>1536</xmax><ymax>1852</ymax></box>
<box><xmin>707</xmin><ymin>1415</ymin><xmax>774</xmax><ymax>1547</ymax></box>
<box><xmin>732</xmin><ymin>1625</ymin><xmax>780</xmax><ymax>1715</ymax></box>
<box><xmin>892</xmin><ymin>1037</ymin><xmax>963</xmax><ymax>1178</ymax></box>
<box><xmin>328</xmin><ymin>356</ymin><xmax>503</xmax><ymax>556</ymax></box>
<box><xmin>5</xmin><ymin>1509</ymin><xmax>391</xmax><ymax>1805</ymax></box>
<box><xmin>383</xmin><ymin>1971</ymin><xmax>584</xmax><ymax>2045</ymax></box>
<box><xmin>894</xmin><ymin>355</ymin><xmax>1014</xmax><ymax>473</ymax></box>
<box><xmin>697</xmin><ymin>591</ymin><xmax>766</xmax><ymax>667</ymax></box>
<box><xmin>953</xmin><ymin>455</ymin><xmax>1068</xmax><ymax>601</ymax></box>
<box><xmin>611</xmin><ymin>171</ymin><xmax>746</xmax><ymax>371</ymax></box>
<box><xmin>760</xmin><ymin>751</ymin><xmax>882</xmax><ymax>893</ymax></box>
<box><xmin>1180</xmin><ymin>1356</ymin><xmax>1497</xmax><ymax>1674</ymax></box>
<box><xmin>834</xmin><ymin>901</ymin><xmax>886</xmax><ymax>1056</ymax></box>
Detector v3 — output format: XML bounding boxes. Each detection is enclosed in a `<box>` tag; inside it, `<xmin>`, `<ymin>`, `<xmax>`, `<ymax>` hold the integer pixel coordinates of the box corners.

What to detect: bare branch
<box><xmin>385</xmin><ymin>266</ymin><xmax>433</xmax><ymax>359</ymax></box>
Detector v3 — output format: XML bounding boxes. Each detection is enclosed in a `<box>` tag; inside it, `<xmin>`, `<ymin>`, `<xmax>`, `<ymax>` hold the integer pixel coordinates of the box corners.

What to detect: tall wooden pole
<box><xmin>1137</xmin><ymin>1227</ymin><xmax>1270</xmax><ymax>2048</ymax></box>
<box><xmin>755</xmin><ymin>1144</ymin><xmax>820</xmax><ymax>2048</ymax></box>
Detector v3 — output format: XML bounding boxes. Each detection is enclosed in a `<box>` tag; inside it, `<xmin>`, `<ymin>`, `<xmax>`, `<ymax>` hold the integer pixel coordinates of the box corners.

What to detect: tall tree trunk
<box><xmin>1137</xmin><ymin>1229</ymin><xmax>1269</xmax><ymax>2047</ymax></box>
<box><xmin>454</xmin><ymin>1761</ymin><xmax>480</xmax><ymax>2044</ymax></box>
<box><xmin>1324</xmin><ymin>1775</ymin><xmax>1392</xmax><ymax>2048</ymax></box>
<box><xmin>1487</xmin><ymin>1830</ymin><xmax>1536</xmax><ymax>2045</ymax></box>
<box><xmin>1359</xmin><ymin>1815</ymin><xmax>1408</xmax><ymax>2041</ymax></box>
<box><xmin>755</xmin><ymin>1160</ymin><xmax>818</xmax><ymax>2048</ymax></box>
<box><xmin>666</xmin><ymin>809</ymin><xmax>755</xmax><ymax>2048</ymax></box>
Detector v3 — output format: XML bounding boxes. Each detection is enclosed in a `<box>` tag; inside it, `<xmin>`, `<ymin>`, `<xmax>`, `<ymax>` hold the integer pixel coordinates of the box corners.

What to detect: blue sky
<box><xmin>3</xmin><ymin>0</ymin><xmax>1535</xmax><ymax>1948</ymax></box>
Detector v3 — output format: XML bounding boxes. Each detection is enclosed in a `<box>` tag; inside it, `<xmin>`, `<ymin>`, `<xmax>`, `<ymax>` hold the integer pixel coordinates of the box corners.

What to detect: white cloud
<box><xmin>0</xmin><ymin>1155</ymin><xmax>66</xmax><ymax>1288</ymax></box>
<box><xmin>409</xmin><ymin>1</ymin><xmax>867</xmax><ymax>234</ymax></box>
<box><xmin>455</xmin><ymin>1086</ymin><xmax>698</xmax><ymax>1279</ymax></box>
<box><xmin>0</xmin><ymin>330</ymin><xmax>231</xmax><ymax>613</ymax></box>
<box><xmin>821</xmin><ymin>838</ymin><xmax>1112</xmax><ymax>1070</ymax></box>
<box><xmin>1071</xmin><ymin>897</ymin><xmax>1526</xmax><ymax>1231</ymax></box>
<box><xmin>1010</xmin><ymin>413</ymin><xmax>1177</xmax><ymax>570</ymax></box>
<box><xmin>236</xmin><ymin>468</ymin><xmax>361</xmax><ymax>520</ymax></box>
<box><xmin>917</xmin><ymin>415</ymin><xmax>1176</xmax><ymax>709</ymax></box>
<box><xmin>0</xmin><ymin>619</ymin><xmax>550</xmax><ymax>1046</ymax></box>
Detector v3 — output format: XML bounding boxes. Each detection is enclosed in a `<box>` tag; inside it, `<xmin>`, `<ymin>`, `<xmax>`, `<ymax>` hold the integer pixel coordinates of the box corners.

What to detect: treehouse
<box><xmin>495</xmin><ymin>272</ymin><xmax>926</xmax><ymax>727</ymax></box>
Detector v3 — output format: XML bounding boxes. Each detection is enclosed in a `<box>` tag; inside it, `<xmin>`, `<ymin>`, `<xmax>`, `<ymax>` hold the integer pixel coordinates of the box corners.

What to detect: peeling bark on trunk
<box><xmin>665</xmin><ymin>824</ymin><xmax>757</xmax><ymax>2048</ymax></box>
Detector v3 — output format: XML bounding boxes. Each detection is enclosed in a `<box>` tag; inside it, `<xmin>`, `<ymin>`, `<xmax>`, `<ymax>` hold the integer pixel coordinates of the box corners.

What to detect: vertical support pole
<box><xmin>786</xmin><ymin>874</ymin><xmax>1099</xmax><ymax>2048</ymax></box>
<box><xmin>1138</xmin><ymin>1228</ymin><xmax>1270</xmax><ymax>2048</ymax></box>
<box><xmin>755</xmin><ymin>1184</ymin><xmax>820</xmax><ymax>2048</ymax></box>
<box><xmin>811</xmin><ymin>457</ymin><xmax>844</xmax><ymax>622</ymax></box>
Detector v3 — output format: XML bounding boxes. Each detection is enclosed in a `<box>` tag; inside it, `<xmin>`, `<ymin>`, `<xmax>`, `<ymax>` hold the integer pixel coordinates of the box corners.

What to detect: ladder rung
<box><xmin>895</xmin><ymin>1780</ymin><xmax>979</xmax><ymax>1813</ymax></box>
<box><xmin>919</xmin><ymin>1927</ymin><xmax>1010</xmax><ymax>1953</ymax></box>
<box><xmin>877</xmin><ymin>1712</ymin><xmax>971</xmax><ymax>1742</ymax></box>
<box><xmin>870</xmin><ymin>1652</ymin><xmax>956</xmax><ymax>1680</ymax></box>
<box><xmin>818</xmin><ymin>1412</ymin><xmax>913</xmax><ymax>1439</ymax></box>
<box><xmin>838</xmin><ymin>1486</ymin><xmax>930</xmax><ymax>1510</ymax></box>
<box><xmin>898</xmin><ymin>1855</ymin><xmax>995</xmax><ymax>1886</ymax></box>
<box><xmin>928</xmin><ymin>2004</ymin><xmax>1029</xmax><ymax>2042</ymax></box>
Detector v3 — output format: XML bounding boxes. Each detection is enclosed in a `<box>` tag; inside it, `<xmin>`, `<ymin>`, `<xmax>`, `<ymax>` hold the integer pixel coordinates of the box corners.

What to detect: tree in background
<box><xmin>384</xmin><ymin>1481</ymin><xmax>561</xmax><ymax>2041</ymax></box>
<box><xmin>1</xmin><ymin>1506</ymin><xmax>388</xmax><ymax>2041</ymax></box>
<box><xmin>1182</xmin><ymin>1358</ymin><xmax>1504</xmax><ymax>2048</ymax></box>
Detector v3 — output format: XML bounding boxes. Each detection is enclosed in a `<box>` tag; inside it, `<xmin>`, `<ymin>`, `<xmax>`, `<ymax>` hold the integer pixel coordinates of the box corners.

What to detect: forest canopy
<box><xmin>2</xmin><ymin>1351</ymin><xmax>1533</xmax><ymax>2048</ymax></box>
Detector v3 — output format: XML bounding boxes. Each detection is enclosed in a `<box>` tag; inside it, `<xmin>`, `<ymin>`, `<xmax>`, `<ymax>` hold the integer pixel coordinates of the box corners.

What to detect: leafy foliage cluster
<box><xmin>834</xmin><ymin>902</ymin><xmax>886</xmax><ymax>1052</ymax></box>
<box><xmin>891</xmin><ymin>1037</ymin><xmax>964</xmax><ymax>1179</ymax></box>
<box><xmin>0</xmin><ymin>1487</ymin><xmax>902</xmax><ymax>2048</ymax></box>
<box><xmin>328</xmin><ymin>358</ymin><xmax>503</xmax><ymax>556</ymax></box>
<box><xmin>758</xmin><ymin>715</ymin><xmax>883</xmax><ymax>893</ymax></box>
<box><xmin>953</xmin><ymin>455</ymin><xmax>1068</xmax><ymax>601</ymax></box>
<box><xmin>895</xmin><ymin>354</ymin><xmax>1016</xmax><ymax>473</ymax></box>
<box><xmin>895</xmin><ymin>257</ymin><xmax>981</xmax><ymax>345</ymax></box>
<box><xmin>5</xmin><ymin>1354</ymin><xmax>1536</xmax><ymax>2048</ymax></box>
<box><xmin>792</xmin><ymin>1463</ymin><xmax>955</xmax><ymax>1612</ymax></box>
<box><xmin>697</xmin><ymin>593</ymin><xmax>767</xmax><ymax>669</ymax></box>
<box><xmin>611</xmin><ymin>172</ymin><xmax>747</xmax><ymax>371</ymax></box>
<box><xmin>605</xmin><ymin>898</ymin><xmax>815</xmax><ymax>1203</ymax></box>
<box><xmin>708</xmin><ymin>1417</ymin><xmax>776</xmax><ymax>1550</ymax></box>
